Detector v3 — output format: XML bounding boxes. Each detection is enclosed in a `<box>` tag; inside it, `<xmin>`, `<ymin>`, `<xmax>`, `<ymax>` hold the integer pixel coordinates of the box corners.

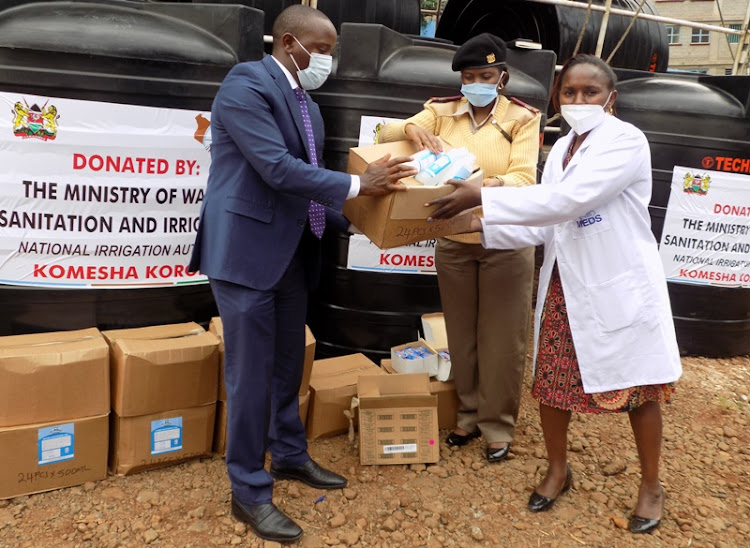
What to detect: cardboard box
<box><xmin>381</xmin><ymin>360</ymin><xmax>458</xmax><ymax>430</ymax></box>
<box><xmin>306</xmin><ymin>353</ymin><xmax>384</xmax><ymax>439</ymax></box>
<box><xmin>300</xmin><ymin>326</ymin><xmax>316</xmax><ymax>396</ymax></box>
<box><xmin>0</xmin><ymin>328</ymin><xmax>110</xmax><ymax>427</ymax></box>
<box><xmin>0</xmin><ymin>414</ymin><xmax>109</xmax><ymax>499</ymax></box>
<box><xmin>391</xmin><ymin>339</ymin><xmax>438</xmax><ymax>376</ymax></box>
<box><xmin>213</xmin><ymin>400</ymin><xmax>228</xmax><ymax>456</ymax></box>
<box><xmin>298</xmin><ymin>390</ymin><xmax>310</xmax><ymax>427</ymax></box>
<box><xmin>421</xmin><ymin>313</ymin><xmax>452</xmax><ymax>382</ymax></box>
<box><xmin>109</xmin><ymin>403</ymin><xmax>215</xmax><ymax>475</ymax></box>
<box><xmin>103</xmin><ymin>323</ymin><xmax>219</xmax><ymax>417</ymax></box>
<box><xmin>344</xmin><ymin>141</ymin><xmax>480</xmax><ymax>249</ymax></box>
<box><xmin>212</xmin><ymin>392</ymin><xmax>311</xmax><ymax>457</ymax></box>
<box><xmin>357</xmin><ymin>373</ymin><xmax>439</xmax><ymax>465</ymax></box>
<box><xmin>208</xmin><ymin>317</ymin><xmax>226</xmax><ymax>401</ymax></box>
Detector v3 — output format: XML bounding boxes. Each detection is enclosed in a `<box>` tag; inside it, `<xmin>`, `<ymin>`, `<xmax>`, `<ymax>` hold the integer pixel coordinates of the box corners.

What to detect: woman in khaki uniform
<box><xmin>379</xmin><ymin>34</ymin><xmax>540</xmax><ymax>461</ymax></box>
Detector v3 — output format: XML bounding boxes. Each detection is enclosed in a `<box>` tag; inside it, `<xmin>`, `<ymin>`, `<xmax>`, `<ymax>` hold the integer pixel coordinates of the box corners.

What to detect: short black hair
<box><xmin>272</xmin><ymin>5</ymin><xmax>332</xmax><ymax>42</ymax></box>
<box><xmin>551</xmin><ymin>54</ymin><xmax>617</xmax><ymax>112</ymax></box>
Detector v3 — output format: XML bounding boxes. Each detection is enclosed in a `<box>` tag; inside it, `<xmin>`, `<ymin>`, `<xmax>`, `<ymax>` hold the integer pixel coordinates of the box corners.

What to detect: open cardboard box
<box><xmin>381</xmin><ymin>359</ymin><xmax>458</xmax><ymax>430</ymax></box>
<box><xmin>344</xmin><ymin>140</ymin><xmax>481</xmax><ymax>249</ymax></box>
<box><xmin>421</xmin><ymin>313</ymin><xmax>452</xmax><ymax>382</ymax></box>
<box><xmin>357</xmin><ymin>373</ymin><xmax>439</xmax><ymax>465</ymax></box>
<box><xmin>391</xmin><ymin>339</ymin><xmax>438</xmax><ymax>376</ymax></box>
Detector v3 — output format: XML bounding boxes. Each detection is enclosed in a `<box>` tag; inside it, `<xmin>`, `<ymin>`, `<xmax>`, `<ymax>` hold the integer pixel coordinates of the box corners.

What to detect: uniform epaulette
<box><xmin>427</xmin><ymin>95</ymin><xmax>463</xmax><ymax>104</ymax></box>
<box><xmin>509</xmin><ymin>96</ymin><xmax>540</xmax><ymax>114</ymax></box>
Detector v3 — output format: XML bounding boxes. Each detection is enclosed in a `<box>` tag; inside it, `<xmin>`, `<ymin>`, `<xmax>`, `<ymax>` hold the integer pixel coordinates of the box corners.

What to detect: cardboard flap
<box><xmin>421</xmin><ymin>313</ymin><xmax>448</xmax><ymax>349</ymax></box>
<box><xmin>358</xmin><ymin>372</ymin><xmax>431</xmax><ymax>397</ymax></box>
<box><xmin>309</xmin><ymin>353</ymin><xmax>382</xmax><ymax>391</ymax></box>
<box><xmin>102</xmin><ymin>322</ymin><xmax>204</xmax><ymax>345</ymax></box>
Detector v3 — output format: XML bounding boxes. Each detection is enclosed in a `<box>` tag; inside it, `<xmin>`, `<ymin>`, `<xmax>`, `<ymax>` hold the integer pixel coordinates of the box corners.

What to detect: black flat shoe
<box><xmin>231</xmin><ymin>496</ymin><xmax>303</xmax><ymax>542</ymax></box>
<box><xmin>446</xmin><ymin>429</ymin><xmax>481</xmax><ymax>447</ymax></box>
<box><xmin>628</xmin><ymin>487</ymin><xmax>665</xmax><ymax>534</ymax></box>
<box><xmin>486</xmin><ymin>443</ymin><xmax>510</xmax><ymax>462</ymax></box>
<box><xmin>527</xmin><ymin>466</ymin><xmax>573</xmax><ymax>512</ymax></box>
<box><xmin>271</xmin><ymin>459</ymin><xmax>347</xmax><ymax>490</ymax></box>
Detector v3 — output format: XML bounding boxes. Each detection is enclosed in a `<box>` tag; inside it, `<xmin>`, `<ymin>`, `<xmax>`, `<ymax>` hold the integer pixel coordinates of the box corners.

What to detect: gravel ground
<box><xmin>1</xmin><ymin>354</ymin><xmax>748</xmax><ymax>548</ymax></box>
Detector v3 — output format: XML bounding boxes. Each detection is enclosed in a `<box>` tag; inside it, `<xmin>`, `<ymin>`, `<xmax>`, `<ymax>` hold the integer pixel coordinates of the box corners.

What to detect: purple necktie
<box><xmin>294</xmin><ymin>87</ymin><xmax>326</xmax><ymax>239</ymax></box>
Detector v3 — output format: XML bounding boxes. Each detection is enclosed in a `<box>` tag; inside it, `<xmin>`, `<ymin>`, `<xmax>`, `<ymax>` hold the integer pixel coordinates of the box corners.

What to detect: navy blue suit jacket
<box><xmin>189</xmin><ymin>55</ymin><xmax>351</xmax><ymax>290</ymax></box>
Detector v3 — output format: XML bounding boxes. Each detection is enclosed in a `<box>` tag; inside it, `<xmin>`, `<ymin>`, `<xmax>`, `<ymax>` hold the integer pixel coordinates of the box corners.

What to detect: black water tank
<box><xmin>0</xmin><ymin>0</ymin><xmax>264</xmax><ymax>335</ymax></box>
<box><xmin>309</xmin><ymin>23</ymin><xmax>556</xmax><ymax>362</ymax></box>
<box><xmin>157</xmin><ymin>0</ymin><xmax>420</xmax><ymax>37</ymax></box>
<box><xmin>615</xmin><ymin>69</ymin><xmax>750</xmax><ymax>357</ymax></box>
<box><xmin>436</xmin><ymin>0</ymin><xmax>668</xmax><ymax>72</ymax></box>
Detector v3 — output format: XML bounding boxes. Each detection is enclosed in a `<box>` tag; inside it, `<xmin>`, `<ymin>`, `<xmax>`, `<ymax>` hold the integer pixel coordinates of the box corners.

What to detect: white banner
<box><xmin>357</xmin><ymin>115</ymin><xmax>403</xmax><ymax>147</ymax></box>
<box><xmin>659</xmin><ymin>165</ymin><xmax>750</xmax><ymax>288</ymax></box>
<box><xmin>0</xmin><ymin>92</ymin><xmax>212</xmax><ymax>288</ymax></box>
<box><xmin>347</xmin><ymin>234</ymin><xmax>437</xmax><ymax>274</ymax></box>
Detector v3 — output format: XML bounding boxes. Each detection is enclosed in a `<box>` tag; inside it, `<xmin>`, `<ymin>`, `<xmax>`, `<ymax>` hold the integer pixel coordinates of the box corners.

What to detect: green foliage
<box><xmin>421</xmin><ymin>0</ymin><xmax>439</xmax><ymax>10</ymax></box>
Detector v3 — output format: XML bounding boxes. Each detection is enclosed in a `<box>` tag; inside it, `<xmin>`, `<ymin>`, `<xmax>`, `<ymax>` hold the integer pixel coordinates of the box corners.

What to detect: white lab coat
<box><xmin>481</xmin><ymin>115</ymin><xmax>682</xmax><ymax>393</ymax></box>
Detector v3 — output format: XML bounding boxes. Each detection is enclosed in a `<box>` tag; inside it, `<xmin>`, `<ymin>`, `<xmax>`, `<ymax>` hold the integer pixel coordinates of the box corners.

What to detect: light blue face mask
<box><xmin>461</xmin><ymin>82</ymin><xmax>499</xmax><ymax>107</ymax></box>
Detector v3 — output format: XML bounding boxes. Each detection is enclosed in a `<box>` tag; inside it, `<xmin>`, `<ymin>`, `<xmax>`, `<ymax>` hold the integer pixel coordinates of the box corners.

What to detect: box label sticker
<box><xmin>151</xmin><ymin>417</ymin><xmax>183</xmax><ymax>455</ymax></box>
<box><xmin>38</xmin><ymin>423</ymin><xmax>75</xmax><ymax>465</ymax></box>
<box><xmin>382</xmin><ymin>443</ymin><xmax>418</xmax><ymax>455</ymax></box>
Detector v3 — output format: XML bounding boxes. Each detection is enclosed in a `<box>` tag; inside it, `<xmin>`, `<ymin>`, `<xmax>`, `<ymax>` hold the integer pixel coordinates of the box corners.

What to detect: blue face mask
<box><xmin>461</xmin><ymin>82</ymin><xmax>499</xmax><ymax>107</ymax></box>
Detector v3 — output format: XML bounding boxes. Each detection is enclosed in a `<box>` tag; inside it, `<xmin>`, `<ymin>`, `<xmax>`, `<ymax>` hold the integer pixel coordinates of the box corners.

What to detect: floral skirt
<box><xmin>531</xmin><ymin>263</ymin><xmax>674</xmax><ymax>413</ymax></box>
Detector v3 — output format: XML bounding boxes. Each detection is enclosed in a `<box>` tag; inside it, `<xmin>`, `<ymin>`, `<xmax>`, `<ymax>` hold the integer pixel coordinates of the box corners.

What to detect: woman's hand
<box><xmin>426</xmin><ymin>180</ymin><xmax>482</xmax><ymax>221</ymax></box>
<box><xmin>482</xmin><ymin>176</ymin><xmax>503</xmax><ymax>187</ymax></box>
<box><xmin>469</xmin><ymin>214</ymin><xmax>483</xmax><ymax>232</ymax></box>
<box><xmin>404</xmin><ymin>123</ymin><xmax>443</xmax><ymax>154</ymax></box>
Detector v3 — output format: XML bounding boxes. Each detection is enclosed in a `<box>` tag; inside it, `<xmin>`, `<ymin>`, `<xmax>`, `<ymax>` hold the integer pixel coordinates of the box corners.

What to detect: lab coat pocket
<box><xmin>587</xmin><ymin>270</ymin><xmax>645</xmax><ymax>333</ymax></box>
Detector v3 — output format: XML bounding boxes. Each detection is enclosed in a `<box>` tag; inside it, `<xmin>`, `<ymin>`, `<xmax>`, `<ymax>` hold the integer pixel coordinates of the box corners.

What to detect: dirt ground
<box><xmin>1</xmin><ymin>353</ymin><xmax>748</xmax><ymax>548</ymax></box>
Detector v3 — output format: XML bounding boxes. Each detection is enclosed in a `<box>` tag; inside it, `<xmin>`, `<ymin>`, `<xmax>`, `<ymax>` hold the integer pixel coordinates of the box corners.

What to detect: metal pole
<box><xmin>731</xmin><ymin>1</ymin><xmax>750</xmax><ymax>75</ymax></box>
<box><xmin>525</xmin><ymin>0</ymin><xmax>743</xmax><ymax>36</ymax></box>
<box><xmin>594</xmin><ymin>0</ymin><xmax>613</xmax><ymax>58</ymax></box>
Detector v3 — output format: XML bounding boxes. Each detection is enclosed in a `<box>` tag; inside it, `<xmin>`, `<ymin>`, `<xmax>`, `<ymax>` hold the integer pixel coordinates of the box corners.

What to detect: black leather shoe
<box><xmin>231</xmin><ymin>496</ymin><xmax>302</xmax><ymax>542</ymax></box>
<box><xmin>446</xmin><ymin>429</ymin><xmax>481</xmax><ymax>447</ymax></box>
<box><xmin>486</xmin><ymin>443</ymin><xmax>510</xmax><ymax>462</ymax></box>
<box><xmin>628</xmin><ymin>487</ymin><xmax>664</xmax><ymax>534</ymax></box>
<box><xmin>271</xmin><ymin>459</ymin><xmax>347</xmax><ymax>489</ymax></box>
<box><xmin>528</xmin><ymin>466</ymin><xmax>573</xmax><ymax>512</ymax></box>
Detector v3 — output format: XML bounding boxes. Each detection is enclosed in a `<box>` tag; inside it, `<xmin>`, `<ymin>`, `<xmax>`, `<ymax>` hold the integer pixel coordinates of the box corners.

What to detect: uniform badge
<box><xmin>486</xmin><ymin>52</ymin><xmax>496</xmax><ymax>64</ymax></box>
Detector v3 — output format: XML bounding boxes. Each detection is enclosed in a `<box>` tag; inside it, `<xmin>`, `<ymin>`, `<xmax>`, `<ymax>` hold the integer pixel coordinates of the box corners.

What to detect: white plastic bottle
<box><xmin>416</xmin><ymin>148</ymin><xmax>475</xmax><ymax>186</ymax></box>
<box><xmin>405</xmin><ymin>148</ymin><xmax>439</xmax><ymax>172</ymax></box>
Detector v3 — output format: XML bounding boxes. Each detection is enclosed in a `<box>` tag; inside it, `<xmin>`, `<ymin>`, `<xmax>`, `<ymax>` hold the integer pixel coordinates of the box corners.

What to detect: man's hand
<box><xmin>359</xmin><ymin>153</ymin><xmax>417</xmax><ymax>196</ymax></box>
<box><xmin>404</xmin><ymin>124</ymin><xmax>443</xmax><ymax>154</ymax></box>
<box><xmin>426</xmin><ymin>180</ymin><xmax>482</xmax><ymax>220</ymax></box>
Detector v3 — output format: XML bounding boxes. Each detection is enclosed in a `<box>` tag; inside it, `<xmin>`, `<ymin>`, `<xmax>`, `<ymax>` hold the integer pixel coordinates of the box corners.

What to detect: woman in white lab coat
<box><xmin>427</xmin><ymin>54</ymin><xmax>682</xmax><ymax>534</ymax></box>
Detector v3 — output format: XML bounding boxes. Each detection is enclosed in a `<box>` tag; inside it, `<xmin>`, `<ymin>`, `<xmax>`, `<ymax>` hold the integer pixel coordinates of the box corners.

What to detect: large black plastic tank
<box><xmin>436</xmin><ymin>0</ymin><xmax>668</xmax><ymax>72</ymax></box>
<box><xmin>309</xmin><ymin>23</ymin><xmax>556</xmax><ymax>361</ymax></box>
<box><xmin>0</xmin><ymin>0</ymin><xmax>264</xmax><ymax>335</ymax></box>
<box><xmin>157</xmin><ymin>0</ymin><xmax>420</xmax><ymax>37</ymax></box>
<box><xmin>615</xmin><ymin>70</ymin><xmax>750</xmax><ymax>357</ymax></box>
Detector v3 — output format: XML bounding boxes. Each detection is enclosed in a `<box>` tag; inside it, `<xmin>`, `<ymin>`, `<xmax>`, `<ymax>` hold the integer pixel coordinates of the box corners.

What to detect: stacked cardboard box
<box><xmin>210</xmin><ymin>318</ymin><xmax>316</xmax><ymax>456</ymax></box>
<box><xmin>0</xmin><ymin>329</ymin><xmax>110</xmax><ymax>499</ymax></box>
<box><xmin>357</xmin><ymin>373</ymin><xmax>439</xmax><ymax>465</ymax></box>
<box><xmin>306</xmin><ymin>353</ymin><xmax>385</xmax><ymax>439</ymax></box>
<box><xmin>102</xmin><ymin>323</ymin><xmax>219</xmax><ymax>475</ymax></box>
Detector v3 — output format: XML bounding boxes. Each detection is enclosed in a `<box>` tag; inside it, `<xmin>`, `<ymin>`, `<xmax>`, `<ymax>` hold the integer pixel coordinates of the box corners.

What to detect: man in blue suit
<box><xmin>189</xmin><ymin>5</ymin><xmax>415</xmax><ymax>543</ymax></box>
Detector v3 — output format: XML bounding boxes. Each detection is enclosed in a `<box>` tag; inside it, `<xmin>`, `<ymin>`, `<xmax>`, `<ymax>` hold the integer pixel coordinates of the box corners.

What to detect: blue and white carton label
<box><xmin>38</xmin><ymin>423</ymin><xmax>75</xmax><ymax>465</ymax></box>
<box><xmin>151</xmin><ymin>417</ymin><xmax>183</xmax><ymax>455</ymax></box>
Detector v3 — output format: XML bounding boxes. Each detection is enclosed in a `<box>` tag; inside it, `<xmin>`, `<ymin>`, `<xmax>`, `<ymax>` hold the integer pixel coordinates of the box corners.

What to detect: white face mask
<box><xmin>560</xmin><ymin>91</ymin><xmax>613</xmax><ymax>134</ymax></box>
<box><xmin>289</xmin><ymin>36</ymin><xmax>333</xmax><ymax>91</ymax></box>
